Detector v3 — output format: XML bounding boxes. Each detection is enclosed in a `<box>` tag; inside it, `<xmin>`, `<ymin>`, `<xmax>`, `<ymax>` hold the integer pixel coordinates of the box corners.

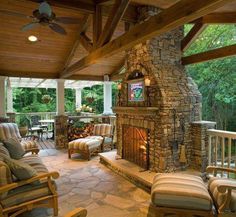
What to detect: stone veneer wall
<box><xmin>116</xmin><ymin>6</ymin><xmax>202</xmax><ymax>172</ymax></box>
<box><xmin>190</xmin><ymin>121</ymin><xmax>216</xmax><ymax>172</ymax></box>
<box><xmin>55</xmin><ymin>115</ymin><xmax>68</xmax><ymax>149</ymax></box>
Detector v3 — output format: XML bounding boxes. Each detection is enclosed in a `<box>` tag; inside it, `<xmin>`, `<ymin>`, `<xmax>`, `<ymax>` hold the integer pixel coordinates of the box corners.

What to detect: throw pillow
<box><xmin>3</xmin><ymin>138</ymin><xmax>25</xmax><ymax>159</ymax></box>
<box><xmin>4</xmin><ymin>157</ymin><xmax>37</xmax><ymax>181</ymax></box>
<box><xmin>0</xmin><ymin>143</ymin><xmax>10</xmax><ymax>158</ymax></box>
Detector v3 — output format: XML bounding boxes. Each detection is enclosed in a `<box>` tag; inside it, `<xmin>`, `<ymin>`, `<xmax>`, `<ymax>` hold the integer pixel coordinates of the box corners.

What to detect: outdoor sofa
<box><xmin>0</xmin><ymin>123</ymin><xmax>59</xmax><ymax>217</ymax></box>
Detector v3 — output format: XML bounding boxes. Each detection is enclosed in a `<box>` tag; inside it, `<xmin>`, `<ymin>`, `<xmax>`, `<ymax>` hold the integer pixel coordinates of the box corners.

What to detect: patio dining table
<box><xmin>39</xmin><ymin>119</ymin><xmax>55</xmax><ymax>140</ymax></box>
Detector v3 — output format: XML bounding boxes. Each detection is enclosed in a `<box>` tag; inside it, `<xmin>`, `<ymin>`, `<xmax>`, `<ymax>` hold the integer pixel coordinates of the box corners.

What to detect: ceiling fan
<box><xmin>0</xmin><ymin>1</ymin><xmax>81</xmax><ymax>35</ymax></box>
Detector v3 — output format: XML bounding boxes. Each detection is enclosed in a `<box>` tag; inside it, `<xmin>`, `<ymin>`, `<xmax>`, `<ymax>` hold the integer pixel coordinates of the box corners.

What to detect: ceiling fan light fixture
<box><xmin>28</xmin><ymin>35</ymin><xmax>38</xmax><ymax>42</ymax></box>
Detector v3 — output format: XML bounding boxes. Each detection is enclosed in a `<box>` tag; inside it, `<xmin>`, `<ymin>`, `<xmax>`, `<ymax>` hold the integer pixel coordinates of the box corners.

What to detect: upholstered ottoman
<box><xmin>151</xmin><ymin>173</ymin><xmax>213</xmax><ymax>217</ymax></box>
<box><xmin>68</xmin><ymin>137</ymin><xmax>103</xmax><ymax>160</ymax></box>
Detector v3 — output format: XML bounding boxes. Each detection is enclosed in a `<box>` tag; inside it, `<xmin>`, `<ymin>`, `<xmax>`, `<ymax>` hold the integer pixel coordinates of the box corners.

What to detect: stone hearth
<box><xmin>114</xmin><ymin>6</ymin><xmax>203</xmax><ymax>173</ymax></box>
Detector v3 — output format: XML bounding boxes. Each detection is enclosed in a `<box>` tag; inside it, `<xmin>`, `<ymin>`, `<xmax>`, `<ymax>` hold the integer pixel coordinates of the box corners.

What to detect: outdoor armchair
<box><xmin>0</xmin><ymin>123</ymin><xmax>39</xmax><ymax>154</ymax></box>
<box><xmin>64</xmin><ymin>208</ymin><xmax>87</xmax><ymax>217</ymax></box>
<box><xmin>207</xmin><ymin>166</ymin><xmax>236</xmax><ymax>216</ymax></box>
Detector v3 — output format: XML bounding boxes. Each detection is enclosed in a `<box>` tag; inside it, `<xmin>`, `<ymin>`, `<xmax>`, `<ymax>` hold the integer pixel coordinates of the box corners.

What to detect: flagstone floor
<box><xmin>19</xmin><ymin>149</ymin><xmax>156</xmax><ymax>217</ymax></box>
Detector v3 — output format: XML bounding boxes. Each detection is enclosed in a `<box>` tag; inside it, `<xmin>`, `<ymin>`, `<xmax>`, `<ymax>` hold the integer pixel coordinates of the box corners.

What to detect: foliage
<box><xmin>13</xmin><ymin>84</ymin><xmax>118</xmax><ymax>115</ymax></box>
<box><xmin>185</xmin><ymin>24</ymin><xmax>236</xmax><ymax>131</ymax></box>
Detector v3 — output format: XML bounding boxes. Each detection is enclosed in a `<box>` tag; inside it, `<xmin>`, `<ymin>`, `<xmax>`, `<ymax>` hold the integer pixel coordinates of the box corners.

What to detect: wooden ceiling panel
<box><xmin>0</xmin><ymin>0</ymin><xmax>84</xmax><ymax>76</ymax></box>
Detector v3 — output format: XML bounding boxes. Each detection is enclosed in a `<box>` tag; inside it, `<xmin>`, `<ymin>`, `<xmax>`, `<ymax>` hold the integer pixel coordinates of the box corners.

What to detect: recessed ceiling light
<box><xmin>28</xmin><ymin>35</ymin><xmax>38</xmax><ymax>42</ymax></box>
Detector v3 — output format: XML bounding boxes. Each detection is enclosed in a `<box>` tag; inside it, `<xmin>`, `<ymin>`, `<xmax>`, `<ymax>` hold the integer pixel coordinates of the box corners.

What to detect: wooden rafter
<box><xmin>181</xmin><ymin>22</ymin><xmax>207</xmax><ymax>51</ymax></box>
<box><xmin>60</xmin><ymin>0</ymin><xmax>233</xmax><ymax>78</ymax></box>
<box><xmin>63</xmin><ymin>15</ymin><xmax>90</xmax><ymax>69</ymax></box>
<box><xmin>182</xmin><ymin>44</ymin><xmax>236</xmax><ymax>65</ymax></box>
<box><xmin>93</xmin><ymin>4</ymin><xmax>102</xmax><ymax>46</ymax></box>
<box><xmin>27</xmin><ymin>0</ymin><xmax>137</xmax><ymax>23</ymax></box>
<box><xmin>192</xmin><ymin>12</ymin><xmax>236</xmax><ymax>24</ymax></box>
<box><xmin>79</xmin><ymin>33</ymin><xmax>93</xmax><ymax>52</ymax></box>
<box><xmin>96</xmin><ymin>0</ymin><xmax>115</xmax><ymax>6</ymax></box>
<box><xmin>96</xmin><ymin>0</ymin><xmax>130</xmax><ymax>48</ymax></box>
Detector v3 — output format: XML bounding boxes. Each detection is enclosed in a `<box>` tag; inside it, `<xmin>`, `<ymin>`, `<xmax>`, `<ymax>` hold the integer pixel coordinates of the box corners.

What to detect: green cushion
<box><xmin>4</xmin><ymin>157</ymin><xmax>37</xmax><ymax>181</ymax></box>
<box><xmin>3</xmin><ymin>138</ymin><xmax>25</xmax><ymax>159</ymax></box>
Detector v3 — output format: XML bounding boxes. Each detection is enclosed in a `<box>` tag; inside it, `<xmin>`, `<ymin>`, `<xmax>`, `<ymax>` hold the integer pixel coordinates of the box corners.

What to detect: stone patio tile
<box><xmin>91</xmin><ymin>191</ymin><xmax>104</xmax><ymax>199</ymax></box>
<box><xmin>87</xmin><ymin>205</ymin><xmax>130</xmax><ymax>217</ymax></box>
<box><xmin>104</xmin><ymin>194</ymin><xmax>136</xmax><ymax>209</ymax></box>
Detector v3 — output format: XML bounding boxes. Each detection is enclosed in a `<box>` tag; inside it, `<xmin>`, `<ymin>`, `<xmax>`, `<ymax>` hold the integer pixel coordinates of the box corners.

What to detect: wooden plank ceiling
<box><xmin>0</xmin><ymin>0</ymin><xmax>235</xmax><ymax>81</ymax></box>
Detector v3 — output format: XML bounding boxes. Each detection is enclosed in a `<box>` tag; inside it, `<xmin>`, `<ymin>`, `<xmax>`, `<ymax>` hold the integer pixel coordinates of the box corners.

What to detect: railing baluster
<box><xmin>208</xmin><ymin>135</ymin><xmax>212</xmax><ymax>165</ymax></box>
<box><xmin>215</xmin><ymin>136</ymin><xmax>218</xmax><ymax>166</ymax></box>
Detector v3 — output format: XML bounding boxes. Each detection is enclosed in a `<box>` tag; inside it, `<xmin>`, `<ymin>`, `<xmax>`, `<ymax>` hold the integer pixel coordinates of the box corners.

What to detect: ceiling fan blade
<box><xmin>21</xmin><ymin>22</ymin><xmax>39</xmax><ymax>32</ymax></box>
<box><xmin>39</xmin><ymin>1</ymin><xmax>52</xmax><ymax>16</ymax></box>
<box><xmin>49</xmin><ymin>23</ymin><xmax>67</xmax><ymax>35</ymax></box>
<box><xmin>0</xmin><ymin>9</ymin><xmax>31</xmax><ymax>19</ymax></box>
<box><xmin>55</xmin><ymin>17</ymin><xmax>81</xmax><ymax>24</ymax></box>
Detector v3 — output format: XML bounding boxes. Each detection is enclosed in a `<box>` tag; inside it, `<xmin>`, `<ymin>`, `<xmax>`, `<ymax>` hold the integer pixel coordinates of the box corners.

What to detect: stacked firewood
<box><xmin>68</xmin><ymin>123</ymin><xmax>94</xmax><ymax>141</ymax></box>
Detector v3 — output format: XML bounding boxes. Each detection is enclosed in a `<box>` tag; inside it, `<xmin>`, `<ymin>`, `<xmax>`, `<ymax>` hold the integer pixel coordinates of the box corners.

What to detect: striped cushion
<box><xmin>69</xmin><ymin>138</ymin><xmax>102</xmax><ymax>151</ymax></box>
<box><xmin>209</xmin><ymin>177</ymin><xmax>236</xmax><ymax>212</ymax></box>
<box><xmin>21</xmin><ymin>140</ymin><xmax>38</xmax><ymax>151</ymax></box>
<box><xmin>0</xmin><ymin>161</ymin><xmax>12</xmax><ymax>199</ymax></box>
<box><xmin>151</xmin><ymin>173</ymin><xmax>212</xmax><ymax>211</ymax></box>
<box><xmin>19</xmin><ymin>155</ymin><xmax>48</xmax><ymax>174</ymax></box>
<box><xmin>0</xmin><ymin>123</ymin><xmax>22</xmax><ymax>142</ymax></box>
<box><xmin>1</xmin><ymin>181</ymin><xmax>52</xmax><ymax>208</ymax></box>
<box><xmin>0</xmin><ymin>143</ymin><xmax>10</xmax><ymax>158</ymax></box>
<box><xmin>93</xmin><ymin>124</ymin><xmax>112</xmax><ymax>136</ymax></box>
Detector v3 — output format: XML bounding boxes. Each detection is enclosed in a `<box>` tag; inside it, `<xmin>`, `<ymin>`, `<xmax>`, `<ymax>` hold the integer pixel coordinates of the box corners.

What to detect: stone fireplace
<box><xmin>113</xmin><ymin>6</ymin><xmax>202</xmax><ymax>172</ymax></box>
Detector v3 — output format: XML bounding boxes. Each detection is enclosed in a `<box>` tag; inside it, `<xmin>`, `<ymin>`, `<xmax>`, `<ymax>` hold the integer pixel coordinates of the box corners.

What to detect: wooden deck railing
<box><xmin>208</xmin><ymin>129</ymin><xmax>236</xmax><ymax>171</ymax></box>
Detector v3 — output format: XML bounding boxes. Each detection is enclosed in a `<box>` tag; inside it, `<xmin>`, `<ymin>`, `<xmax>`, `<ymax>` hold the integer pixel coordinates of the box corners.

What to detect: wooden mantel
<box><xmin>112</xmin><ymin>107</ymin><xmax>159</xmax><ymax>116</ymax></box>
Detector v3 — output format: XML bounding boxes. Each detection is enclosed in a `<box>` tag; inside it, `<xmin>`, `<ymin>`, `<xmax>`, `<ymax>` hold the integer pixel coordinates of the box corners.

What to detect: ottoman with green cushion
<box><xmin>151</xmin><ymin>173</ymin><xmax>213</xmax><ymax>216</ymax></box>
<box><xmin>68</xmin><ymin>137</ymin><xmax>103</xmax><ymax>160</ymax></box>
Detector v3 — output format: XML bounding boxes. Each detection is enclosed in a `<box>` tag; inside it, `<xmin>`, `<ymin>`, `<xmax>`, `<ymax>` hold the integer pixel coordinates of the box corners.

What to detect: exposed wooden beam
<box><xmin>93</xmin><ymin>5</ymin><xmax>102</xmax><ymax>46</ymax></box>
<box><xmin>97</xmin><ymin>0</ymin><xmax>130</xmax><ymax>47</ymax></box>
<box><xmin>60</xmin><ymin>0</ymin><xmax>232</xmax><ymax>78</ymax></box>
<box><xmin>181</xmin><ymin>22</ymin><xmax>207</xmax><ymax>51</ymax></box>
<box><xmin>27</xmin><ymin>0</ymin><xmax>137</xmax><ymax>23</ymax></box>
<box><xmin>0</xmin><ymin>70</ymin><xmax>104</xmax><ymax>81</ymax></box>
<box><xmin>35</xmin><ymin>79</ymin><xmax>46</xmax><ymax>87</ymax></box>
<box><xmin>96</xmin><ymin>0</ymin><xmax>115</xmax><ymax>6</ymax></box>
<box><xmin>63</xmin><ymin>15</ymin><xmax>90</xmax><ymax>69</ymax></box>
<box><xmin>111</xmin><ymin>73</ymin><xmax>125</xmax><ymax>81</ymax></box>
<box><xmin>0</xmin><ymin>71</ymin><xmax>59</xmax><ymax>79</ymax></box>
<box><xmin>79</xmin><ymin>33</ymin><xmax>93</xmax><ymax>52</ymax></box>
<box><xmin>192</xmin><ymin>12</ymin><xmax>236</xmax><ymax>24</ymax></box>
<box><xmin>182</xmin><ymin>44</ymin><xmax>236</xmax><ymax>65</ymax></box>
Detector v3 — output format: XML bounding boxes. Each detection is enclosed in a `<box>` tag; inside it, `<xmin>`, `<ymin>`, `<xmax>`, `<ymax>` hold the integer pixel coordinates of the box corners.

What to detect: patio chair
<box><xmin>31</xmin><ymin>115</ymin><xmax>48</xmax><ymax>138</ymax></box>
<box><xmin>25</xmin><ymin>118</ymin><xmax>43</xmax><ymax>141</ymax></box>
<box><xmin>64</xmin><ymin>208</ymin><xmax>87</xmax><ymax>217</ymax></box>
<box><xmin>206</xmin><ymin>166</ymin><xmax>236</xmax><ymax>216</ymax></box>
<box><xmin>68</xmin><ymin>124</ymin><xmax>113</xmax><ymax>160</ymax></box>
<box><xmin>0</xmin><ymin>123</ymin><xmax>39</xmax><ymax>154</ymax></box>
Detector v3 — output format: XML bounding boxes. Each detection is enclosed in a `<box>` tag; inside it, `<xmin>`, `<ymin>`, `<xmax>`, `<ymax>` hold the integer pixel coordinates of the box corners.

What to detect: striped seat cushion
<box><xmin>21</xmin><ymin>140</ymin><xmax>38</xmax><ymax>151</ymax></box>
<box><xmin>0</xmin><ymin>123</ymin><xmax>22</xmax><ymax>142</ymax></box>
<box><xmin>209</xmin><ymin>177</ymin><xmax>236</xmax><ymax>212</ymax></box>
<box><xmin>0</xmin><ymin>161</ymin><xmax>12</xmax><ymax>199</ymax></box>
<box><xmin>19</xmin><ymin>155</ymin><xmax>48</xmax><ymax>174</ymax></box>
<box><xmin>93</xmin><ymin>124</ymin><xmax>112</xmax><ymax>136</ymax></box>
<box><xmin>69</xmin><ymin>138</ymin><xmax>102</xmax><ymax>151</ymax></box>
<box><xmin>1</xmin><ymin>181</ymin><xmax>53</xmax><ymax>208</ymax></box>
<box><xmin>151</xmin><ymin>173</ymin><xmax>212</xmax><ymax>211</ymax></box>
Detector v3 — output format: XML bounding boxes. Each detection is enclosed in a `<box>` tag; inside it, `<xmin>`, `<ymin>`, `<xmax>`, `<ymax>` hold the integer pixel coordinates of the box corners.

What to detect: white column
<box><xmin>103</xmin><ymin>75</ymin><xmax>113</xmax><ymax>115</ymax></box>
<box><xmin>0</xmin><ymin>76</ymin><xmax>6</xmax><ymax>117</ymax></box>
<box><xmin>56</xmin><ymin>79</ymin><xmax>65</xmax><ymax>115</ymax></box>
<box><xmin>6</xmin><ymin>78</ymin><xmax>13</xmax><ymax>112</ymax></box>
<box><xmin>75</xmin><ymin>88</ymin><xmax>82</xmax><ymax>109</ymax></box>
